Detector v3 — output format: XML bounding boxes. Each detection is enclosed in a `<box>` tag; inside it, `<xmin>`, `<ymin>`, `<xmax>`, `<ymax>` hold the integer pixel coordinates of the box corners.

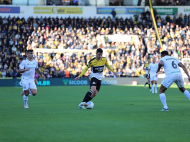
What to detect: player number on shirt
<box><xmin>172</xmin><ymin>61</ymin><xmax>177</xmax><ymax>69</ymax></box>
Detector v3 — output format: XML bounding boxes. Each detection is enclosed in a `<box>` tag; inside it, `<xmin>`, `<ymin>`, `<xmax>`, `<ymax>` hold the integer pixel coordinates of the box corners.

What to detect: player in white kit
<box><xmin>156</xmin><ymin>51</ymin><xmax>190</xmax><ymax>111</ymax></box>
<box><xmin>19</xmin><ymin>50</ymin><xmax>45</xmax><ymax>108</ymax></box>
<box><xmin>148</xmin><ymin>57</ymin><xmax>158</xmax><ymax>93</ymax></box>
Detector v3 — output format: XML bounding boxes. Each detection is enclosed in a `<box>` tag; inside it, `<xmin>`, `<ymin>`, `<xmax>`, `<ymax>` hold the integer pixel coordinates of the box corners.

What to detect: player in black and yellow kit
<box><xmin>75</xmin><ymin>48</ymin><xmax>117</xmax><ymax>109</ymax></box>
<box><xmin>144</xmin><ymin>60</ymin><xmax>151</xmax><ymax>91</ymax></box>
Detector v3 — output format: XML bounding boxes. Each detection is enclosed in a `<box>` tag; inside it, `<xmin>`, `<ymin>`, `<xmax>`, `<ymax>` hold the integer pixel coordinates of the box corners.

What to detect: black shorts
<box><xmin>90</xmin><ymin>77</ymin><xmax>102</xmax><ymax>92</ymax></box>
<box><xmin>144</xmin><ymin>74</ymin><xmax>150</xmax><ymax>79</ymax></box>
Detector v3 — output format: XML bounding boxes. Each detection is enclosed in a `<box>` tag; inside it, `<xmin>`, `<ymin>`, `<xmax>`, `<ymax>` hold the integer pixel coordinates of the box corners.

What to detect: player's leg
<box><xmin>175</xmin><ymin>75</ymin><xmax>190</xmax><ymax>101</ymax></box>
<box><xmin>83</xmin><ymin>78</ymin><xmax>97</xmax><ymax>102</ymax></box>
<box><xmin>147</xmin><ymin>78</ymin><xmax>151</xmax><ymax>91</ymax></box>
<box><xmin>92</xmin><ymin>79</ymin><xmax>101</xmax><ymax>97</ymax></box>
<box><xmin>179</xmin><ymin>87</ymin><xmax>190</xmax><ymax>100</ymax></box>
<box><xmin>150</xmin><ymin>74</ymin><xmax>154</xmax><ymax>93</ymax></box>
<box><xmin>154</xmin><ymin>80</ymin><xmax>158</xmax><ymax>93</ymax></box>
<box><xmin>22</xmin><ymin>79</ymin><xmax>30</xmax><ymax>108</ymax></box>
<box><xmin>159</xmin><ymin>76</ymin><xmax>173</xmax><ymax>111</ymax></box>
<box><xmin>20</xmin><ymin>80</ymin><xmax>25</xmax><ymax>96</ymax></box>
<box><xmin>144</xmin><ymin>74</ymin><xmax>149</xmax><ymax>88</ymax></box>
<box><xmin>30</xmin><ymin>89</ymin><xmax>37</xmax><ymax>96</ymax></box>
<box><xmin>151</xmin><ymin>81</ymin><xmax>154</xmax><ymax>93</ymax></box>
<box><xmin>79</xmin><ymin>78</ymin><xmax>97</xmax><ymax>109</ymax></box>
<box><xmin>28</xmin><ymin>78</ymin><xmax>37</xmax><ymax>96</ymax></box>
<box><xmin>148</xmin><ymin>78</ymin><xmax>151</xmax><ymax>90</ymax></box>
<box><xmin>154</xmin><ymin>74</ymin><xmax>158</xmax><ymax>93</ymax></box>
<box><xmin>29</xmin><ymin>79</ymin><xmax>37</xmax><ymax>96</ymax></box>
<box><xmin>159</xmin><ymin>84</ymin><xmax>169</xmax><ymax>111</ymax></box>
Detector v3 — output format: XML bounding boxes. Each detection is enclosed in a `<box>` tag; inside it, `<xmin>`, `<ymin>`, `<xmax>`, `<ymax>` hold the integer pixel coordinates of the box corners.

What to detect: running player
<box><xmin>19</xmin><ymin>50</ymin><xmax>45</xmax><ymax>108</ymax></box>
<box><xmin>157</xmin><ymin>51</ymin><xmax>190</xmax><ymax>111</ymax></box>
<box><xmin>144</xmin><ymin>60</ymin><xmax>151</xmax><ymax>91</ymax></box>
<box><xmin>148</xmin><ymin>57</ymin><xmax>158</xmax><ymax>93</ymax></box>
<box><xmin>75</xmin><ymin>48</ymin><xmax>117</xmax><ymax>109</ymax></box>
<box><xmin>19</xmin><ymin>57</ymin><xmax>38</xmax><ymax>96</ymax></box>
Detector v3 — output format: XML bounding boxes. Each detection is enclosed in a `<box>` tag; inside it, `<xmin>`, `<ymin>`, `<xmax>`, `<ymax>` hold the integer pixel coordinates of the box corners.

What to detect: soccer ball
<box><xmin>86</xmin><ymin>101</ymin><xmax>94</xmax><ymax>109</ymax></box>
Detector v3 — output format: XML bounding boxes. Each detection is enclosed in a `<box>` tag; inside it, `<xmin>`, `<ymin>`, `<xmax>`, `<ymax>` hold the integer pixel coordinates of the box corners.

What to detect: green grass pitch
<box><xmin>0</xmin><ymin>85</ymin><xmax>190</xmax><ymax>142</ymax></box>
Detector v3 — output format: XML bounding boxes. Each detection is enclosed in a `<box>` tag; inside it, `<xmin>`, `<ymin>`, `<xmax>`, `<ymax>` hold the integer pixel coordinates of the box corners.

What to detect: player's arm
<box><xmin>178</xmin><ymin>62</ymin><xmax>190</xmax><ymax>80</ymax></box>
<box><xmin>35</xmin><ymin>68</ymin><xmax>46</xmax><ymax>80</ymax></box>
<box><xmin>19</xmin><ymin>68</ymin><xmax>30</xmax><ymax>73</ymax></box>
<box><xmin>75</xmin><ymin>66</ymin><xmax>89</xmax><ymax>80</ymax></box>
<box><xmin>156</xmin><ymin>60</ymin><xmax>163</xmax><ymax>73</ymax></box>
<box><xmin>105</xmin><ymin>61</ymin><xmax>118</xmax><ymax>77</ymax></box>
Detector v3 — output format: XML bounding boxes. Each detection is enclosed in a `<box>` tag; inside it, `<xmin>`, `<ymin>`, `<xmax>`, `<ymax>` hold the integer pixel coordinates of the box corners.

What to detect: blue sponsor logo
<box><xmin>0</xmin><ymin>7</ymin><xmax>20</xmax><ymax>13</ymax></box>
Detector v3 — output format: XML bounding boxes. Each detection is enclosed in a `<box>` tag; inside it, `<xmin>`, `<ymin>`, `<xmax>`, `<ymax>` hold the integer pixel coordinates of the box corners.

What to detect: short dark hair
<box><xmin>27</xmin><ymin>49</ymin><xmax>33</xmax><ymax>53</ymax></box>
<box><xmin>96</xmin><ymin>48</ymin><xmax>103</xmax><ymax>53</ymax></box>
<box><xmin>161</xmin><ymin>50</ymin><xmax>168</xmax><ymax>56</ymax></box>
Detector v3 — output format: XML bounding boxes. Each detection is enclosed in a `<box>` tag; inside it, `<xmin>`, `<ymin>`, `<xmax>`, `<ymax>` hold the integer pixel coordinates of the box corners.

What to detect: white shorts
<box><xmin>150</xmin><ymin>74</ymin><xmax>158</xmax><ymax>81</ymax></box>
<box><xmin>22</xmin><ymin>79</ymin><xmax>37</xmax><ymax>90</ymax></box>
<box><xmin>162</xmin><ymin>74</ymin><xmax>184</xmax><ymax>88</ymax></box>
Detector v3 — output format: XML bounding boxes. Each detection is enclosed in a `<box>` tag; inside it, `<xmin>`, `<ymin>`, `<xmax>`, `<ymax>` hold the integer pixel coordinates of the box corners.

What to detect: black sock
<box><xmin>145</xmin><ymin>82</ymin><xmax>148</xmax><ymax>85</ymax></box>
<box><xmin>82</xmin><ymin>90</ymin><xmax>93</xmax><ymax>102</ymax></box>
<box><xmin>149</xmin><ymin>83</ymin><xmax>151</xmax><ymax>89</ymax></box>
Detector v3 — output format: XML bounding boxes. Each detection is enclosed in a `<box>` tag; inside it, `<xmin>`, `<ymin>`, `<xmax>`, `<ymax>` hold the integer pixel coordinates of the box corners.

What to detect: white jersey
<box><xmin>148</xmin><ymin>62</ymin><xmax>158</xmax><ymax>75</ymax></box>
<box><xmin>19</xmin><ymin>58</ymin><xmax>38</xmax><ymax>80</ymax></box>
<box><xmin>159</xmin><ymin>56</ymin><xmax>181</xmax><ymax>76</ymax></box>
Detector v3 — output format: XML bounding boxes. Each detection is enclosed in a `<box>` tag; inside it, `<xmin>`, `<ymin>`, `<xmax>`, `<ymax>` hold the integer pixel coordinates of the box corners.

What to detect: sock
<box><xmin>82</xmin><ymin>90</ymin><xmax>93</xmax><ymax>102</ymax></box>
<box><xmin>155</xmin><ymin>84</ymin><xmax>157</xmax><ymax>92</ymax></box>
<box><xmin>183</xmin><ymin>90</ymin><xmax>190</xmax><ymax>101</ymax></box>
<box><xmin>149</xmin><ymin>83</ymin><xmax>151</xmax><ymax>89</ymax></box>
<box><xmin>145</xmin><ymin>82</ymin><xmax>148</xmax><ymax>85</ymax></box>
<box><xmin>159</xmin><ymin>93</ymin><xmax>168</xmax><ymax>109</ymax></box>
<box><xmin>151</xmin><ymin>85</ymin><xmax>154</xmax><ymax>92</ymax></box>
<box><xmin>29</xmin><ymin>89</ymin><xmax>32</xmax><ymax>96</ymax></box>
<box><xmin>23</xmin><ymin>95</ymin><xmax>28</xmax><ymax>106</ymax></box>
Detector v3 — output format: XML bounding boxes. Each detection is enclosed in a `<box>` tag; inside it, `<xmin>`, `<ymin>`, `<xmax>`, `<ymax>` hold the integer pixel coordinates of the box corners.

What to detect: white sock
<box><xmin>183</xmin><ymin>90</ymin><xmax>190</xmax><ymax>101</ymax></box>
<box><xmin>151</xmin><ymin>85</ymin><xmax>154</xmax><ymax>92</ymax></box>
<box><xmin>29</xmin><ymin>89</ymin><xmax>33</xmax><ymax>96</ymax></box>
<box><xmin>155</xmin><ymin>84</ymin><xmax>157</xmax><ymax>92</ymax></box>
<box><xmin>159</xmin><ymin>93</ymin><xmax>168</xmax><ymax>109</ymax></box>
<box><xmin>23</xmin><ymin>95</ymin><xmax>28</xmax><ymax>106</ymax></box>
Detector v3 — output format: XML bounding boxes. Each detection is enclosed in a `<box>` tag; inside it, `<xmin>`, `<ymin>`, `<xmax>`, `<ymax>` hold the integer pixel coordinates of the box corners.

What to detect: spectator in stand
<box><xmin>111</xmin><ymin>9</ymin><xmax>116</xmax><ymax>21</ymax></box>
<box><xmin>0</xmin><ymin>15</ymin><xmax>190</xmax><ymax>78</ymax></box>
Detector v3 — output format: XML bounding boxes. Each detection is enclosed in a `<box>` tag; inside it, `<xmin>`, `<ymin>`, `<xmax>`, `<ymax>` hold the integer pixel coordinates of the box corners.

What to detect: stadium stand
<box><xmin>0</xmin><ymin>9</ymin><xmax>190</xmax><ymax>78</ymax></box>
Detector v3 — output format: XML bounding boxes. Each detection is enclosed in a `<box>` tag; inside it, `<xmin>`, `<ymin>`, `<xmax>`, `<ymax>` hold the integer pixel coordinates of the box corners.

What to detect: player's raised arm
<box><xmin>178</xmin><ymin>62</ymin><xmax>190</xmax><ymax>81</ymax></box>
<box><xmin>105</xmin><ymin>59</ymin><xmax>118</xmax><ymax>77</ymax></box>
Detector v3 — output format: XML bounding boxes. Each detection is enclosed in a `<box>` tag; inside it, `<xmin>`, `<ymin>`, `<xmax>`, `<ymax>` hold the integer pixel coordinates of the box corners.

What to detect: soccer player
<box><xmin>148</xmin><ymin>57</ymin><xmax>158</xmax><ymax>93</ymax></box>
<box><xmin>75</xmin><ymin>48</ymin><xmax>117</xmax><ymax>109</ymax></box>
<box><xmin>144</xmin><ymin>60</ymin><xmax>151</xmax><ymax>91</ymax></box>
<box><xmin>19</xmin><ymin>50</ymin><xmax>45</xmax><ymax>108</ymax></box>
<box><xmin>156</xmin><ymin>51</ymin><xmax>190</xmax><ymax>111</ymax></box>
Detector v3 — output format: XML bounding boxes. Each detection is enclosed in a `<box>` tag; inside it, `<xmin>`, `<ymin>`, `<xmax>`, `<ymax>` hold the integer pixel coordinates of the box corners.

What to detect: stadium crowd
<box><xmin>0</xmin><ymin>10</ymin><xmax>190</xmax><ymax>78</ymax></box>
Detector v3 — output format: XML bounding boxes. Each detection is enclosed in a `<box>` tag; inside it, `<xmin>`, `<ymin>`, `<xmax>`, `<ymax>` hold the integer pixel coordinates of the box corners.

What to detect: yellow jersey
<box><xmin>79</xmin><ymin>57</ymin><xmax>114</xmax><ymax>80</ymax></box>
<box><xmin>144</xmin><ymin>63</ymin><xmax>149</xmax><ymax>74</ymax></box>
